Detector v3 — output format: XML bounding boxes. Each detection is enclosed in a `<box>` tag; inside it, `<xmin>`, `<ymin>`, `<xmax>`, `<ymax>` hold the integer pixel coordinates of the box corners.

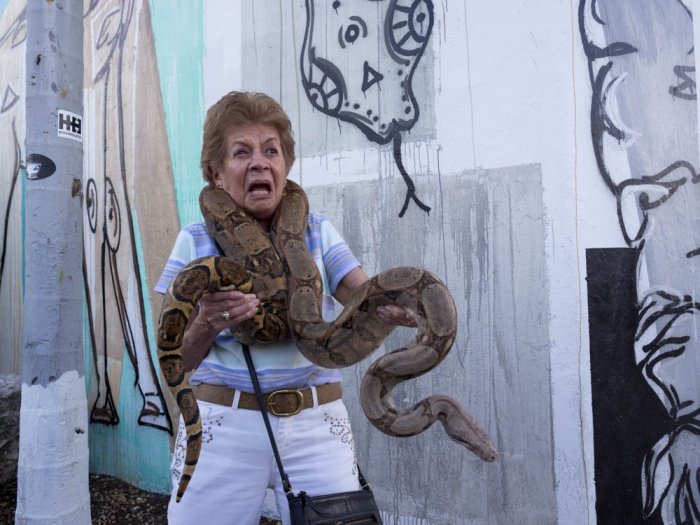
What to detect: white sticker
<box><xmin>57</xmin><ymin>110</ymin><xmax>82</xmax><ymax>142</ymax></box>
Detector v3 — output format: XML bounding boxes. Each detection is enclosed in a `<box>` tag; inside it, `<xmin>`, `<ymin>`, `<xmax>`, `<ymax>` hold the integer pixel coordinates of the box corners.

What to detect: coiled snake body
<box><xmin>158</xmin><ymin>181</ymin><xmax>497</xmax><ymax>502</ymax></box>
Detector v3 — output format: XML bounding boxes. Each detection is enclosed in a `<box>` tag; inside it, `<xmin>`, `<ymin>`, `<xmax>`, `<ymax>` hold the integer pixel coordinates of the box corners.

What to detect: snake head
<box><xmin>436</xmin><ymin>397</ymin><xmax>498</xmax><ymax>462</ymax></box>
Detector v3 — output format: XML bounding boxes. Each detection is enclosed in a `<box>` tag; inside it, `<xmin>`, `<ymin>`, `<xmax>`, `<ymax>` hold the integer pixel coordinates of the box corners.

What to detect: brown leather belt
<box><xmin>193</xmin><ymin>382</ymin><xmax>342</xmax><ymax>417</ymax></box>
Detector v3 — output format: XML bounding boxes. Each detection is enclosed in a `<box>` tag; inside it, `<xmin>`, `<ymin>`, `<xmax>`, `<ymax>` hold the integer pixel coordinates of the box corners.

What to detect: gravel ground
<box><xmin>1</xmin><ymin>474</ymin><xmax>282</xmax><ymax>524</ymax></box>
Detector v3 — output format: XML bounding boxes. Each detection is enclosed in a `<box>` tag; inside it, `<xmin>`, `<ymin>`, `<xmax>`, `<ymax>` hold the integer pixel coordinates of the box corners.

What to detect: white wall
<box><xmin>5</xmin><ymin>0</ymin><xmax>693</xmax><ymax>521</ymax></box>
<box><xmin>202</xmin><ymin>1</ymin><xmax>602</xmax><ymax>522</ymax></box>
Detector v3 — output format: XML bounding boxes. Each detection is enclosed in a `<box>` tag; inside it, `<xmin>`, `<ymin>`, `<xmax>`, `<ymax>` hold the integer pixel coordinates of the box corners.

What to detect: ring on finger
<box><xmin>222</xmin><ymin>310</ymin><xmax>231</xmax><ymax>321</ymax></box>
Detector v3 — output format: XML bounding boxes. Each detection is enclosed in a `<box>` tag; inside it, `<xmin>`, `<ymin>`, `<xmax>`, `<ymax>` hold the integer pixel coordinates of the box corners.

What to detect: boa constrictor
<box><xmin>157</xmin><ymin>180</ymin><xmax>497</xmax><ymax>502</ymax></box>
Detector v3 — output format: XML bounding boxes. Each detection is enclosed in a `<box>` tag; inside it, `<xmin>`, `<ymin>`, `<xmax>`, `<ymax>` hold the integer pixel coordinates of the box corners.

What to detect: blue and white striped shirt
<box><xmin>155</xmin><ymin>212</ymin><xmax>360</xmax><ymax>392</ymax></box>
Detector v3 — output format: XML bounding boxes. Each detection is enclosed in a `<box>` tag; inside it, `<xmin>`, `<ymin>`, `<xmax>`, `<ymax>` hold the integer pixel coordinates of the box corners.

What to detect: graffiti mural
<box><xmin>300</xmin><ymin>0</ymin><xmax>434</xmax><ymax>217</ymax></box>
<box><xmin>83</xmin><ymin>0</ymin><xmax>176</xmax><ymax>434</ymax></box>
<box><xmin>580</xmin><ymin>0</ymin><xmax>700</xmax><ymax>522</ymax></box>
<box><xmin>0</xmin><ymin>2</ymin><xmax>24</xmax><ymax>368</ymax></box>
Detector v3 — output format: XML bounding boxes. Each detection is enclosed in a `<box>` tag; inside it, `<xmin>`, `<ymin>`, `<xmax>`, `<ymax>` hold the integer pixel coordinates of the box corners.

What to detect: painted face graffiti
<box><xmin>302</xmin><ymin>0</ymin><xmax>432</xmax><ymax>143</ymax></box>
<box><xmin>580</xmin><ymin>0</ymin><xmax>700</xmax><ymax>522</ymax></box>
<box><xmin>301</xmin><ymin>0</ymin><xmax>434</xmax><ymax>217</ymax></box>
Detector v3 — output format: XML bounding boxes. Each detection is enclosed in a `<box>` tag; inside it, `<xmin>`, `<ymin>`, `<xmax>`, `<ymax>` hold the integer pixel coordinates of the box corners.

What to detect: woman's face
<box><xmin>212</xmin><ymin>123</ymin><xmax>288</xmax><ymax>228</ymax></box>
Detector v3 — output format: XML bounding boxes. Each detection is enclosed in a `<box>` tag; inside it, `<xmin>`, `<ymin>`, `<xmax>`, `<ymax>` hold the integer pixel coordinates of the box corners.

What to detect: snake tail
<box><xmin>158</xmin><ymin>255</ymin><xmax>263</xmax><ymax>501</ymax></box>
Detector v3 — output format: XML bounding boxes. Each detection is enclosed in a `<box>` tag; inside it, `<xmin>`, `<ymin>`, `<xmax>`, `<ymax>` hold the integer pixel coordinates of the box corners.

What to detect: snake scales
<box><xmin>157</xmin><ymin>180</ymin><xmax>497</xmax><ymax>502</ymax></box>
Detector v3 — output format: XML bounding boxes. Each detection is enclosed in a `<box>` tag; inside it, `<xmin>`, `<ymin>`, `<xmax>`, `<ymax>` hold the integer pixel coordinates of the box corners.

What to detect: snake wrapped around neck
<box><xmin>157</xmin><ymin>180</ymin><xmax>497</xmax><ymax>502</ymax></box>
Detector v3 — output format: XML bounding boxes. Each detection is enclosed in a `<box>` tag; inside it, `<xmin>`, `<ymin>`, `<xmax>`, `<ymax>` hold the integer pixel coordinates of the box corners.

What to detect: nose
<box><xmin>249</xmin><ymin>148</ymin><xmax>267</xmax><ymax>171</ymax></box>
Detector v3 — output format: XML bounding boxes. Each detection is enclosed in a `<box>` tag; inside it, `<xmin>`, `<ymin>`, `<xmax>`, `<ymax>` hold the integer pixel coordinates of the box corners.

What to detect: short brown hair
<box><xmin>200</xmin><ymin>91</ymin><xmax>296</xmax><ymax>183</ymax></box>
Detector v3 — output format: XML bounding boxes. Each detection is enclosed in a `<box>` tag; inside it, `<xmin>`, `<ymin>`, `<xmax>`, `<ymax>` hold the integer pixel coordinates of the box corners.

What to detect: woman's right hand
<box><xmin>196</xmin><ymin>290</ymin><xmax>260</xmax><ymax>333</ymax></box>
<box><xmin>181</xmin><ymin>290</ymin><xmax>260</xmax><ymax>371</ymax></box>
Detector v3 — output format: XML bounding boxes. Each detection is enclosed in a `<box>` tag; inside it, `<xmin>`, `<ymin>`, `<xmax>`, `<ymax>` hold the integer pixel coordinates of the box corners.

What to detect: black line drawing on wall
<box><xmin>300</xmin><ymin>0</ymin><xmax>434</xmax><ymax>217</ymax></box>
<box><xmin>0</xmin><ymin>118</ymin><xmax>21</xmax><ymax>295</ymax></box>
<box><xmin>0</xmin><ymin>6</ymin><xmax>25</xmax><ymax>309</ymax></box>
<box><xmin>580</xmin><ymin>0</ymin><xmax>700</xmax><ymax>522</ymax></box>
<box><xmin>0</xmin><ymin>4</ymin><xmax>27</xmax><ymax>362</ymax></box>
<box><xmin>83</xmin><ymin>0</ymin><xmax>172</xmax><ymax>434</ymax></box>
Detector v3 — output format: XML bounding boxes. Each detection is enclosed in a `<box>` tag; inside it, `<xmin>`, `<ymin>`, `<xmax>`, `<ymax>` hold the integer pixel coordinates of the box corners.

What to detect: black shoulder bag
<box><xmin>241</xmin><ymin>344</ymin><xmax>383</xmax><ymax>525</ymax></box>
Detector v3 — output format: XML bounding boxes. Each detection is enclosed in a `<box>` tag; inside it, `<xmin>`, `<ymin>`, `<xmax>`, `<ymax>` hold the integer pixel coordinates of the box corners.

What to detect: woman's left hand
<box><xmin>336</xmin><ymin>268</ymin><xmax>417</xmax><ymax>328</ymax></box>
<box><xmin>376</xmin><ymin>305</ymin><xmax>417</xmax><ymax>327</ymax></box>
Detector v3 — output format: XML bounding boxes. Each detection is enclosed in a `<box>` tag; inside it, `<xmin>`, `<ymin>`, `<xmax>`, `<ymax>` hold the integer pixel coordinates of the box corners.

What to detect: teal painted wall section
<box><xmin>85</xmin><ymin>211</ymin><xmax>172</xmax><ymax>494</ymax></box>
<box><xmin>149</xmin><ymin>0</ymin><xmax>206</xmax><ymax>227</ymax></box>
<box><xmin>89</xmin><ymin>353</ymin><xmax>171</xmax><ymax>494</ymax></box>
<box><xmin>83</xmin><ymin>0</ymin><xmax>208</xmax><ymax>494</ymax></box>
<box><xmin>80</xmin><ymin>0</ymin><xmax>210</xmax><ymax>494</ymax></box>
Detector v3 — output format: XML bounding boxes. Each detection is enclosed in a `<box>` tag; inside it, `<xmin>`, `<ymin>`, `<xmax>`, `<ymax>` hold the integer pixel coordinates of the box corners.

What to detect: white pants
<box><xmin>167</xmin><ymin>392</ymin><xmax>360</xmax><ymax>525</ymax></box>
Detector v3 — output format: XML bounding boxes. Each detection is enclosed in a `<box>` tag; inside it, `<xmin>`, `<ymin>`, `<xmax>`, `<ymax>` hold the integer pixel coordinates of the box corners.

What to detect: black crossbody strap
<box><xmin>241</xmin><ymin>343</ymin><xmax>295</xmax><ymax>498</ymax></box>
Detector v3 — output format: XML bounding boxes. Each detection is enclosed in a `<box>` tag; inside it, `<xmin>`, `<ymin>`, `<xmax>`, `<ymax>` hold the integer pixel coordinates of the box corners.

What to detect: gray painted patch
<box><xmin>305</xmin><ymin>163</ymin><xmax>555</xmax><ymax>524</ymax></box>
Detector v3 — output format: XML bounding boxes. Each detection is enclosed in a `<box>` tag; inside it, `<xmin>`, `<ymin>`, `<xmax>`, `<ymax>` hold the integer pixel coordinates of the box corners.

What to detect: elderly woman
<box><xmin>156</xmin><ymin>91</ymin><xmax>412</xmax><ymax>525</ymax></box>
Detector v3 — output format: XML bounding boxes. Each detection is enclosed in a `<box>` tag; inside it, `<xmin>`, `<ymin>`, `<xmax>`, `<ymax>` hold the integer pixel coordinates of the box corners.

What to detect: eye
<box><xmin>338</xmin><ymin>16</ymin><xmax>368</xmax><ymax>49</ymax></box>
<box><xmin>387</xmin><ymin>0</ymin><xmax>433</xmax><ymax>56</ymax></box>
<box><xmin>233</xmin><ymin>148</ymin><xmax>248</xmax><ymax>157</ymax></box>
<box><xmin>266</xmin><ymin>146</ymin><xmax>279</xmax><ymax>155</ymax></box>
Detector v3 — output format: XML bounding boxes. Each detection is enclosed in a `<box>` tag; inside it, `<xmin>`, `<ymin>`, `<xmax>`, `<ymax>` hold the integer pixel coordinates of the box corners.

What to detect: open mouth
<box><xmin>247</xmin><ymin>180</ymin><xmax>273</xmax><ymax>197</ymax></box>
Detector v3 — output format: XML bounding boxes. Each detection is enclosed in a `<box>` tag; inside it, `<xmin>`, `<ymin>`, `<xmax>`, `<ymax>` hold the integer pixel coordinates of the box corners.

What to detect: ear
<box><xmin>208</xmin><ymin>165</ymin><xmax>222</xmax><ymax>187</ymax></box>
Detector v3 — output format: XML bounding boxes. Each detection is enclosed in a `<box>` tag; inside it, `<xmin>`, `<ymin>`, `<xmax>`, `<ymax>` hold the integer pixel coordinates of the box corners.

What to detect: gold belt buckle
<box><xmin>266</xmin><ymin>389</ymin><xmax>304</xmax><ymax>416</ymax></box>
